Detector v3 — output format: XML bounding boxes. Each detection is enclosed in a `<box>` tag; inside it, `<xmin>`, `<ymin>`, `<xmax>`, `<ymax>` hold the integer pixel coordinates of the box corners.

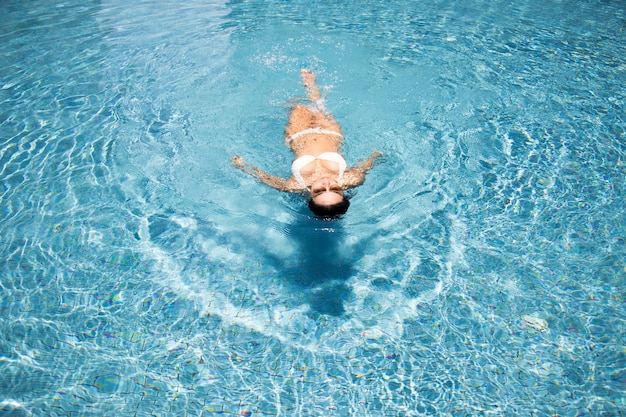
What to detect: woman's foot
<box><xmin>301</xmin><ymin>69</ymin><xmax>321</xmax><ymax>101</ymax></box>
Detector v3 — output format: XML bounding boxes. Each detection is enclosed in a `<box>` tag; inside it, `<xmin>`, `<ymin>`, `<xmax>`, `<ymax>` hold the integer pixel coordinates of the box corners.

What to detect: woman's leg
<box><xmin>284</xmin><ymin>70</ymin><xmax>342</xmax><ymax>145</ymax></box>
<box><xmin>285</xmin><ymin>106</ymin><xmax>342</xmax><ymax>141</ymax></box>
<box><xmin>301</xmin><ymin>69</ymin><xmax>321</xmax><ymax>102</ymax></box>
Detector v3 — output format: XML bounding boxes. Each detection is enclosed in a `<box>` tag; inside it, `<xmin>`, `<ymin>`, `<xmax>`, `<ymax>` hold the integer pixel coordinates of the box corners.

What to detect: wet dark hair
<box><xmin>308</xmin><ymin>197</ymin><xmax>350</xmax><ymax>218</ymax></box>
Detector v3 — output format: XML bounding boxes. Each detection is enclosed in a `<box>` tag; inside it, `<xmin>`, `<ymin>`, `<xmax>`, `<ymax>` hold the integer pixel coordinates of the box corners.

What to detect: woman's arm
<box><xmin>232</xmin><ymin>156</ymin><xmax>300</xmax><ymax>192</ymax></box>
<box><xmin>342</xmin><ymin>151</ymin><xmax>382</xmax><ymax>189</ymax></box>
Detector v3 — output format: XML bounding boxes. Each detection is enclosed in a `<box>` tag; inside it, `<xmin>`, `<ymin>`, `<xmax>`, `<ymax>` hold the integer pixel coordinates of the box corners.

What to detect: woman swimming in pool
<box><xmin>232</xmin><ymin>69</ymin><xmax>381</xmax><ymax>217</ymax></box>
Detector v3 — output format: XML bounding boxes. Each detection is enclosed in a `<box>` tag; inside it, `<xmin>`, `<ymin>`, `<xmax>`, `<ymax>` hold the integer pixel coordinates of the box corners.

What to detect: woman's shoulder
<box><xmin>285</xmin><ymin>175</ymin><xmax>307</xmax><ymax>193</ymax></box>
<box><xmin>342</xmin><ymin>167</ymin><xmax>366</xmax><ymax>189</ymax></box>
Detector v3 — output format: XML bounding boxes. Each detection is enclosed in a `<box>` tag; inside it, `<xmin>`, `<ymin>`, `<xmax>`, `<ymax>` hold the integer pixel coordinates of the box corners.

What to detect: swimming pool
<box><xmin>1</xmin><ymin>0</ymin><xmax>624</xmax><ymax>415</ymax></box>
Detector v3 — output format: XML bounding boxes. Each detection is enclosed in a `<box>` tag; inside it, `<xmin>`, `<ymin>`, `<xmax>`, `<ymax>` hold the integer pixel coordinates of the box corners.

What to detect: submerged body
<box><xmin>232</xmin><ymin>70</ymin><xmax>380</xmax><ymax>216</ymax></box>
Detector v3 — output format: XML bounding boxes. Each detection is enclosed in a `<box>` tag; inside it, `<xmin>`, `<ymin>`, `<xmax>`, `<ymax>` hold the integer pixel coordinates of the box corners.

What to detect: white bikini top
<box><xmin>291</xmin><ymin>152</ymin><xmax>347</xmax><ymax>190</ymax></box>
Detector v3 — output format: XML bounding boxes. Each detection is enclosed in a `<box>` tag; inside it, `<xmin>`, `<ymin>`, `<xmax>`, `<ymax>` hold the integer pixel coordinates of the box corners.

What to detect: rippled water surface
<box><xmin>1</xmin><ymin>0</ymin><xmax>625</xmax><ymax>416</ymax></box>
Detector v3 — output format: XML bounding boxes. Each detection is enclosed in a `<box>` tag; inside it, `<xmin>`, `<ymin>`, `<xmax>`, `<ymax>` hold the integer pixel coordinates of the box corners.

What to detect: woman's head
<box><xmin>308</xmin><ymin>177</ymin><xmax>350</xmax><ymax>217</ymax></box>
<box><xmin>308</xmin><ymin>197</ymin><xmax>350</xmax><ymax>217</ymax></box>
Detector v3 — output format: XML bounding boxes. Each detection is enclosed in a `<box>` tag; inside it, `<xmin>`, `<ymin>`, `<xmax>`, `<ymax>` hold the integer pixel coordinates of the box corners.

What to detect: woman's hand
<box><xmin>232</xmin><ymin>155</ymin><xmax>245</xmax><ymax>168</ymax></box>
<box><xmin>363</xmin><ymin>150</ymin><xmax>382</xmax><ymax>170</ymax></box>
<box><xmin>231</xmin><ymin>156</ymin><xmax>293</xmax><ymax>192</ymax></box>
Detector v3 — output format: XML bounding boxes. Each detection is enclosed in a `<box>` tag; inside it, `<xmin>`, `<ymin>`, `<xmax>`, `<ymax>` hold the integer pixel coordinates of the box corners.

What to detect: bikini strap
<box><xmin>288</xmin><ymin>127</ymin><xmax>343</xmax><ymax>143</ymax></box>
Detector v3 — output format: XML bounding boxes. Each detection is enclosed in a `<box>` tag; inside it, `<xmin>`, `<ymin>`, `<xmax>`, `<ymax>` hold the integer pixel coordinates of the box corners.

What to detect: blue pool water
<box><xmin>1</xmin><ymin>0</ymin><xmax>625</xmax><ymax>415</ymax></box>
